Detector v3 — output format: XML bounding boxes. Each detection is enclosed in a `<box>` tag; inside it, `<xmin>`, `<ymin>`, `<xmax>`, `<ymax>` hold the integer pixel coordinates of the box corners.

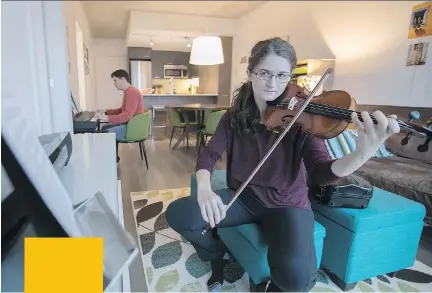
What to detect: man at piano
<box><xmin>96</xmin><ymin>69</ymin><xmax>144</xmax><ymax>162</ymax></box>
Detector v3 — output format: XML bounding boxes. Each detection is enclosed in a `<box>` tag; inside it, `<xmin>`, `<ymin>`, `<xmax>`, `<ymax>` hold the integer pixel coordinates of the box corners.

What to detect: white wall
<box><xmin>43</xmin><ymin>1</ymin><xmax>74</xmax><ymax>134</ymax></box>
<box><xmin>232</xmin><ymin>1</ymin><xmax>431</xmax><ymax>108</ymax></box>
<box><xmin>92</xmin><ymin>38</ymin><xmax>128</xmax><ymax>110</ymax></box>
<box><xmin>2</xmin><ymin>1</ymin><xmax>72</xmax><ymax>136</ymax></box>
<box><xmin>64</xmin><ymin>1</ymin><xmax>95</xmax><ymax>111</ymax></box>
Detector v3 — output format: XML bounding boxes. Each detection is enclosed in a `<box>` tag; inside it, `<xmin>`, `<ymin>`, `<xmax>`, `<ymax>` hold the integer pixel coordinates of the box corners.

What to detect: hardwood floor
<box><xmin>118</xmin><ymin>128</ymin><xmax>226</xmax><ymax>292</ymax></box>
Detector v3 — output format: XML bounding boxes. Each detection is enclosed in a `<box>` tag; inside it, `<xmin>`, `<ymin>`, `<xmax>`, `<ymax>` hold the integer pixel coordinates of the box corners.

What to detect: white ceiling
<box><xmin>82</xmin><ymin>1</ymin><xmax>266</xmax><ymax>39</ymax></box>
<box><xmin>128</xmin><ymin>34</ymin><xmax>195</xmax><ymax>52</ymax></box>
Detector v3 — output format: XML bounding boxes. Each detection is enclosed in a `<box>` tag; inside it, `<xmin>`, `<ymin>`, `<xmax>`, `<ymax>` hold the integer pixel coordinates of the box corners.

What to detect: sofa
<box><xmin>326</xmin><ymin>129</ymin><xmax>432</xmax><ymax>220</ymax></box>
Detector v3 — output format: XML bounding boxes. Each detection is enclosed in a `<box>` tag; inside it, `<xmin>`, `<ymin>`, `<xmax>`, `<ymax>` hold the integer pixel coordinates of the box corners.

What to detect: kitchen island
<box><xmin>143</xmin><ymin>93</ymin><xmax>219</xmax><ymax>109</ymax></box>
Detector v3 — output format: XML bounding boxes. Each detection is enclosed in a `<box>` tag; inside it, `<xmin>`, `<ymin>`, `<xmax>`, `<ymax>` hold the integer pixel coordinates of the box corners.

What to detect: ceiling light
<box><xmin>189</xmin><ymin>36</ymin><xmax>224</xmax><ymax>65</ymax></box>
<box><xmin>149</xmin><ymin>39</ymin><xmax>154</xmax><ymax>46</ymax></box>
<box><xmin>185</xmin><ymin>37</ymin><xmax>191</xmax><ymax>48</ymax></box>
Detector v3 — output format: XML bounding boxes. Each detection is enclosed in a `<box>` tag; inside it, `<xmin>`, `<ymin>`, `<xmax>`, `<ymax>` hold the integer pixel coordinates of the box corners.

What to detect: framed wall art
<box><xmin>408</xmin><ymin>1</ymin><xmax>432</xmax><ymax>39</ymax></box>
<box><xmin>406</xmin><ymin>42</ymin><xmax>429</xmax><ymax>66</ymax></box>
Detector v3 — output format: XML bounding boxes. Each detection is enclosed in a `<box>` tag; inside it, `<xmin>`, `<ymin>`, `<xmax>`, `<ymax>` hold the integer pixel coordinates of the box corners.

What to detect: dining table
<box><xmin>165</xmin><ymin>103</ymin><xmax>230</xmax><ymax>150</ymax></box>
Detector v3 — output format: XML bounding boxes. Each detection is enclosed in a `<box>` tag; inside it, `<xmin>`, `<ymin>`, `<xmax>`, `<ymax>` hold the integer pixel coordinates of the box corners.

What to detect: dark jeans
<box><xmin>165</xmin><ymin>188</ymin><xmax>318</xmax><ymax>292</ymax></box>
<box><xmin>100</xmin><ymin>123</ymin><xmax>126</xmax><ymax>159</ymax></box>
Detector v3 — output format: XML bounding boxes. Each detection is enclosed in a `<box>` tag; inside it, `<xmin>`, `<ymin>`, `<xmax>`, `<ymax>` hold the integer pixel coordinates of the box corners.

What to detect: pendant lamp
<box><xmin>189</xmin><ymin>36</ymin><xmax>224</xmax><ymax>65</ymax></box>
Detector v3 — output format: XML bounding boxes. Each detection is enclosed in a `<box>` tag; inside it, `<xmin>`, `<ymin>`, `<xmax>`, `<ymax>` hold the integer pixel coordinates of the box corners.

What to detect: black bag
<box><xmin>309</xmin><ymin>173</ymin><xmax>373</xmax><ymax>209</ymax></box>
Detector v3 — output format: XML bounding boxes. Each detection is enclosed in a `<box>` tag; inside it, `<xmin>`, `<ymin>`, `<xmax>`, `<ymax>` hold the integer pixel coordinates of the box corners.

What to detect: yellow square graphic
<box><xmin>25</xmin><ymin>237</ymin><xmax>103</xmax><ymax>293</ymax></box>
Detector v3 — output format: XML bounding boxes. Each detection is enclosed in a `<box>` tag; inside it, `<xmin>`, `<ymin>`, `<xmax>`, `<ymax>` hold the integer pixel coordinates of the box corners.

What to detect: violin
<box><xmin>201</xmin><ymin>68</ymin><xmax>431</xmax><ymax>235</ymax></box>
<box><xmin>263</xmin><ymin>78</ymin><xmax>432</xmax><ymax>140</ymax></box>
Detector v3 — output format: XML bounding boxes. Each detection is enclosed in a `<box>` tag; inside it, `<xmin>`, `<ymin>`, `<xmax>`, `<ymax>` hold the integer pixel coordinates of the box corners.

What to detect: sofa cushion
<box><xmin>355</xmin><ymin>155</ymin><xmax>432</xmax><ymax>218</ymax></box>
<box><xmin>311</xmin><ymin>186</ymin><xmax>425</xmax><ymax>234</ymax></box>
<box><xmin>325</xmin><ymin>130</ymin><xmax>393</xmax><ymax>159</ymax></box>
<box><xmin>231</xmin><ymin>221</ymin><xmax>326</xmax><ymax>252</ymax></box>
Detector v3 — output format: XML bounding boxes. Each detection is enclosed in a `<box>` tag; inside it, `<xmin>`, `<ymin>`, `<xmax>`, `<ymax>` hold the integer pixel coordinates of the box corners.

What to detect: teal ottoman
<box><xmin>217</xmin><ymin>221</ymin><xmax>326</xmax><ymax>290</ymax></box>
<box><xmin>311</xmin><ymin>187</ymin><xmax>426</xmax><ymax>290</ymax></box>
<box><xmin>190</xmin><ymin>170</ymin><xmax>326</xmax><ymax>290</ymax></box>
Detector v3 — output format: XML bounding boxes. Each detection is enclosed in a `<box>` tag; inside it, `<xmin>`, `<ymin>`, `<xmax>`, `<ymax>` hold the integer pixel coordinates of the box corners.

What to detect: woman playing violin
<box><xmin>166</xmin><ymin>37</ymin><xmax>400</xmax><ymax>292</ymax></box>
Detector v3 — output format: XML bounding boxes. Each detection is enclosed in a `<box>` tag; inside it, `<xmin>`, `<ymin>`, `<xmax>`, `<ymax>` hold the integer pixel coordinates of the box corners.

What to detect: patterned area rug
<box><xmin>131</xmin><ymin>188</ymin><xmax>432</xmax><ymax>292</ymax></box>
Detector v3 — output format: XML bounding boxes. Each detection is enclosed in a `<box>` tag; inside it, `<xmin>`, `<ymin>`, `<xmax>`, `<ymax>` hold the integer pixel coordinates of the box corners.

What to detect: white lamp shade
<box><xmin>189</xmin><ymin>36</ymin><xmax>224</xmax><ymax>65</ymax></box>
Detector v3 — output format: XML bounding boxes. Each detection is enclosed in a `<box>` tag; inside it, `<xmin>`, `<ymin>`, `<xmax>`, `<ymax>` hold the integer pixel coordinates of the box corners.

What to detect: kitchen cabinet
<box><xmin>217</xmin><ymin>36</ymin><xmax>233</xmax><ymax>105</ymax></box>
<box><xmin>151</xmin><ymin>50</ymin><xmax>191</xmax><ymax>79</ymax></box>
<box><xmin>128</xmin><ymin>47</ymin><xmax>152</xmax><ymax>60</ymax></box>
<box><xmin>197</xmin><ymin>65</ymin><xmax>219</xmax><ymax>94</ymax></box>
<box><xmin>189</xmin><ymin>65</ymin><xmax>199</xmax><ymax>78</ymax></box>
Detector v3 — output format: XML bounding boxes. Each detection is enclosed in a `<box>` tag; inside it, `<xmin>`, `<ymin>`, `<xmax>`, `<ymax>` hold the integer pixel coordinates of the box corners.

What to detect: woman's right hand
<box><xmin>197</xmin><ymin>186</ymin><xmax>226</xmax><ymax>228</ymax></box>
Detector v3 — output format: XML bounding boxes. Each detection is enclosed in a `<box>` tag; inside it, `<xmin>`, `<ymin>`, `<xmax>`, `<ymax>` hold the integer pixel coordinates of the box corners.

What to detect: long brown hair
<box><xmin>230</xmin><ymin>37</ymin><xmax>297</xmax><ymax>136</ymax></box>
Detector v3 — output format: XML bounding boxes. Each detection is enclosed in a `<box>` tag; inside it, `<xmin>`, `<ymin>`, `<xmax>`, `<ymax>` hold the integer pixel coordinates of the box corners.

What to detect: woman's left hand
<box><xmin>351</xmin><ymin>111</ymin><xmax>400</xmax><ymax>160</ymax></box>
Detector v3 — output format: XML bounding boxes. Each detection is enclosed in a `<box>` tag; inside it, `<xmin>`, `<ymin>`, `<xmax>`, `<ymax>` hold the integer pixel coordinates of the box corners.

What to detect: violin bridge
<box><xmin>288</xmin><ymin>97</ymin><xmax>298</xmax><ymax>110</ymax></box>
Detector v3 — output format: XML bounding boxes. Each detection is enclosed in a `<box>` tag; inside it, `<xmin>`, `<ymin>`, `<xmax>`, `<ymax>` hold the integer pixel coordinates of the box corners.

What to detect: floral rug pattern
<box><xmin>131</xmin><ymin>188</ymin><xmax>432</xmax><ymax>292</ymax></box>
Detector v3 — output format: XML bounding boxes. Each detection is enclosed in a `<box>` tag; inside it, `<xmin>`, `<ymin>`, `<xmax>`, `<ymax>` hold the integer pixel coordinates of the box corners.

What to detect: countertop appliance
<box><xmin>130</xmin><ymin>60</ymin><xmax>152</xmax><ymax>90</ymax></box>
<box><xmin>164</xmin><ymin>64</ymin><xmax>188</xmax><ymax>79</ymax></box>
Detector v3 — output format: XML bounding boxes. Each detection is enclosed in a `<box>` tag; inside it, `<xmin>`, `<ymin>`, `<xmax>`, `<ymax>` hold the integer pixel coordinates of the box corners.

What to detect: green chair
<box><xmin>168</xmin><ymin>109</ymin><xmax>198</xmax><ymax>149</ymax></box>
<box><xmin>198</xmin><ymin>110</ymin><xmax>226</xmax><ymax>153</ymax></box>
<box><xmin>117</xmin><ymin>110</ymin><xmax>151</xmax><ymax>169</ymax></box>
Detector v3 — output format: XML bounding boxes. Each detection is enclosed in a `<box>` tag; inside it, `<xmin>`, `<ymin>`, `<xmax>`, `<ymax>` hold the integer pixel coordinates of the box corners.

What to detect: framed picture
<box><xmin>408</xmin><ymin>2</ymin><xmax>432</xmax><ymax>39</ymax></box>
<box><xmin>83</xmin><ymin>43</ymin><xmax>89</xmax><ymax>75</ymax></box>
<box><xmin>83</xmin><ymin>43</ymin><xmax>89</xmax><ymax>63</ymax></box>
<box><xmin>406</xmin><ymin>42</ymin><xmax>429</xmax><ymax>66</ymax></box>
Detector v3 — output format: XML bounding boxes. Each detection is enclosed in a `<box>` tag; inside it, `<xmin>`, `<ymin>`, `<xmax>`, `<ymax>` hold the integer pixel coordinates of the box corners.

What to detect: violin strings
<box><xmin>309</xmin><ymin>103</ymin><xmax>376</xmax><ymax>122</ymax></box>
<box><xmin>305</xmin><ymin>104</ymin><xmax>352</xmax><ymax>121</ymax></box>
<box><xmin>307</xmin><ymin>103</ymin><xmax>406</xmax><ymax>128</ymax></box>
<box><xmin>307</xmin><ymin>103</ymin><xmax>354</xmax><ymax>120</ymax></box>
<box><xmin>278</xmin><ymin>101</ymin><xmax>358</xmax><ymax>121</ymax></box>
<box><xmin>278</xmin><ymin>101</ymin><xmax>406</xmax><ymax>128</ymax></box>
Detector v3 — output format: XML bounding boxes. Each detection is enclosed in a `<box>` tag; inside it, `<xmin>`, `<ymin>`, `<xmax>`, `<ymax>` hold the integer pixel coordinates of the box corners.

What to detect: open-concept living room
<box><xmin>2</xmin><ymin>1</ymin><xmax>432</xmax><ymax>292</ymax></box>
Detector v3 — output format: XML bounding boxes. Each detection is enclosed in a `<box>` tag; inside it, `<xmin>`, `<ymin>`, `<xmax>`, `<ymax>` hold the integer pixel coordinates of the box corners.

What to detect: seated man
<box><xmin>99</xmin><ymin>69</ymin><xmax>144</xmax><ymax>162</ymax></box>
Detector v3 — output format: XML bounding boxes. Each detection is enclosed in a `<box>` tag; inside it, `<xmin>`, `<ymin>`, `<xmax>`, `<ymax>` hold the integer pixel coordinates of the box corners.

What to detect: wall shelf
<box><xmin>290</xmin><ymin>59</ymin><xmax>336</xmax><ymax>91</ymax></box>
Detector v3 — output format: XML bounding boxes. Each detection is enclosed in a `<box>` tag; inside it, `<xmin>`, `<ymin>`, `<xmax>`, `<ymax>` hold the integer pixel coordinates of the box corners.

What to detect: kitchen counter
<box><xmin>143</xmin><ymin>93</ymin><xmax>219</xmax><ymax>108</ymax></box>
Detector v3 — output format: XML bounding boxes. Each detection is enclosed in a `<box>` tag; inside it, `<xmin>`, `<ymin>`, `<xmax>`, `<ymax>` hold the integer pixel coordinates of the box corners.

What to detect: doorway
<box><xmin>75</xmin><ymin>20</ymin><xmax>86</xmax><ymax>110</ymax></box>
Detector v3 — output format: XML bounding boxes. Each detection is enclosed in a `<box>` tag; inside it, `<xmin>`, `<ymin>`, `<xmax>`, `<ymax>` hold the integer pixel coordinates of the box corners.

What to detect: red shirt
<box><xmin>106</xmin><ymin>86</ymin><xmax>144</xmax><ymax>124</ymax></box>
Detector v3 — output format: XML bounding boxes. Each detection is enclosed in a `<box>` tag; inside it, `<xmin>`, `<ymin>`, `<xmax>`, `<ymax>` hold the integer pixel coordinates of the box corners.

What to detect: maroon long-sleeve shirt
<box><xmin>196</xmin><ymin>109</ymin><xmax>342</xmax><ymax>210</ymax></box>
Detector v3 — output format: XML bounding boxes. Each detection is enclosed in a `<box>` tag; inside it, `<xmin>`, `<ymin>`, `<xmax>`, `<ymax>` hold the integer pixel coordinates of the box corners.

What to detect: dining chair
<box><xmin>168</xmin><ymin>109</ymin><xmax>198</xmax><ymax>149</ymax></box>
<box><xmin>197</xmin><ymin>110</ymin><xmax>227</xmax><ymax>153</ymax></box>
<box><xmin>117</xmin><ymin>110</ymin><xmax>150</xmax><ymax>169</ymax></box>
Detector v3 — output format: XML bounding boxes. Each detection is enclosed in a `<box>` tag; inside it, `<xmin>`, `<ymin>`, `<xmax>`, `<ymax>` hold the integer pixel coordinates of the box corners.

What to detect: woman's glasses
<box><xmin>253</xmin><ymin>70</ymin><xmax>291</xmax><ymax>83</ymax></box>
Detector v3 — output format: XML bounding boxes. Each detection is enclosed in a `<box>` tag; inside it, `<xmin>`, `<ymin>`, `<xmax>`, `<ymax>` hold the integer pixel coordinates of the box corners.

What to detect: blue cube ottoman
<box><xmin>311</xmin><ymin>187</ymin><xmax>426</xmax><ymax>290</ymax></box>
<box><xmin>190</xmin><ymin>170</ymin><xmax>326</xmax><ymax>291</ymax></box>
<box><xmin>217</xmin><ymin>221</ymin><xmax>326</xmax><ymax>290</ymax></box>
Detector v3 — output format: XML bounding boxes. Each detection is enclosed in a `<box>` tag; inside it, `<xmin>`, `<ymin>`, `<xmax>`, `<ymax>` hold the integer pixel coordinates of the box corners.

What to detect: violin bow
<box><xmin>201</xmin><ymin>68</ymin><xmax>334</xmax><ymax>235</ymax></box>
